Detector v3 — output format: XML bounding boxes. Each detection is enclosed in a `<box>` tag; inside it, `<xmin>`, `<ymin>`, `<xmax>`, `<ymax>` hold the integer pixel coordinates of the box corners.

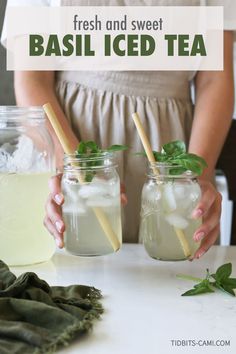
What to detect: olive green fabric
<box><xmin>0</xmin><ymin>260</ymin><xmax>103</xmax><ymax>354</ymax></box>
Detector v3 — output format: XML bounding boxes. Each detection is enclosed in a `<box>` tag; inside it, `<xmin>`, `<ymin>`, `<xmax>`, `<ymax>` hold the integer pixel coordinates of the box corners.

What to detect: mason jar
<box><xmin>0</xmin><ymin>106</ymin><xmax>56</xmax><ymax>266</ymax></box>
<box><xmin>62</xmin><ymin>152</ymin><xmax>122</xmax><ymax>256</ymax></box>
<box><xmin>139</xmin><ymin>163</ymin><xmax>202</xmax><ymax>261</ymax></box>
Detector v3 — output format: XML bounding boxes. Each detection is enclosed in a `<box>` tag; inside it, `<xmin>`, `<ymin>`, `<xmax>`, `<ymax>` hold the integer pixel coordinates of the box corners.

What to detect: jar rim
<box><xmin>148</xmin><ymin>162</ymin><xmax>198</xmax><ymax>179</ymax></box>
<box><xmin>0</xmin><ymin>106</ymin><xmax>44</xmax><ymax>120</ymax></box>
<box><xmin>150</xmin><ymin>162</ymin><xmax>178</xmax><ymax>168</ymax></box>
<box><xmin>64</xmin><ymin>152</ymin><xmax>117</xmax><ymax>171</ymax></box>
<box><xmin>64</xmin><ymin>151</ymin><xmax>115</xmax><ymax>161</ymax></box>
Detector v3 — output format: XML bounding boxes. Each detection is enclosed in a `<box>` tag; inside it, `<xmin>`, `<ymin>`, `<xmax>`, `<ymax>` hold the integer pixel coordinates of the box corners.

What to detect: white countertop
<box><xmin>11</xmin><ymin>245</ymin><xmax>236</xmax><ymax>354</ymax></box>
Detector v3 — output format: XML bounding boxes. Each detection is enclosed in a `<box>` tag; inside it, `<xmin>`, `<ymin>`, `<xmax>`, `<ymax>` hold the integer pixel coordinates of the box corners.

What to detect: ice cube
<box><xmin>11</xmin><ymin>135</ymin><xmax>34</xmax><ymax>171</ymax></box>
<box><xmin>189</xmin><ymin>182</ymin><xmax>201</xmax><ymax>202</ymax></box>
<box><xmin>86</xmin><ymin>197</ymin><xmax>117</xmax><ymax>208</ymax></box>
<box><xmin>162</xmin><ymin>183</ymin><xmax>177</xmax><ymax>212</ymax></box>
<box><xmin>92</xmin><ymin>176</ymin><xmax>120</xmax><ymax>197</ymax></box>
<box><xmin>177</xmin><ymin>182</ymin><xmax>201</xmax><ymax>212</ymax></box>
<box><xmin>143</xmin><ymin>182</ymin><xmax>161</xmax><ymax>201</ymax></box>
<box><xmin>110</xmin><ymin>187</ymin><xmax>119</xmax><ymax>198</ymax></box>
<box><xmin>1</xmin><ymin>142</ymin><xmax>15</xmax><ymax>155</ymax></box>
<box><xmin>0</xmin><ymin>135</ymin><xmax>48</xmax><ymax>173</ymax></box>
<box><xmin>78</xmin><ymin>185</ymin><xmax>102</xmax><ymax>199</ymax></box>
<box><xmin>165</xmin><ymin>212</ymin><xmax>189</xmax><ymax>229</ymax></box>
<box><xmin>173</xmin><ymin>183</ymin><xmax>187</xmax><ymax>200</ymax></box>
<box><xmin>140</xmin><ymin>184</ymin><xmax>161</xmax><ymax>217</ymax></box>
<box><xmin>92</xmin><ymin>177</ymin><xmax>110</xmax><ymax>192</ymax></box>
<box><xmin>63</xmin><ymin>202</ymin><xmax>87</xmax><ymax>215</ymax></box>
<box><xmin>78</xmin><ymin>178</ymin><xmax>111</xmax><ymax>199</ymax></box>
<box><xmin>0</xmin><ymin>141</ymin><xmax>18</xmax><ymax>171</ymax></box>
<box><xmin>173</xmin><ymin>183</ymin><xmax>193</xmax><ymax>211</ymax></box>
<box><xmin>142</xmin><ymin>182</ymin><xmax>162</xmax><ymax>208</ymax></box>
<box><xmin>0</xmin><ymin>149</ymin><xmax>9</xmax><ymax>171</ymax></box>
<box><xmin>63</xmin><ymin>182</ymin><xmax>80</xmax><ymax>202</ymax></box>
<box><xmin>108</xmin><ymin>180</ymin><xmax>120</xmax><ymax>197</ymax></box>
<box><xmin>31</xmin><ymin>151</ymin><xmax>48</xmax><ymax>172</ymax></box>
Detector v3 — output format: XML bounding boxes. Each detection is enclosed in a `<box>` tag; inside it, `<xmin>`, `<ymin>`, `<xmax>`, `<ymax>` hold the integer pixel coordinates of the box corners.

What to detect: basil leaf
<box><xmin>182</xmin><ymin>280</ymin><xmax>214</xmax><ymax>296</ymax></box>
<box><xmin>162</xmin><ymin>140</ymin><xmax>186</xmax><ymax>156</ymax></box>
<box><xmin>153</xmin><ymin>151</ymin><xmax>166</xmax><ymax>162</ymax></box>
<box><xmin>169</xmin><ymin>166</ymin><xmax>187</xmax><ymax>175</ymax></box>
<box><xmin>213</xmin><ymin>263</ymin><xmax>232</xmax><ymax>282</ymax></box>
<box><xmin>186</xmin><ymin>153</ymin><xmax>208</xmax><ymax>168</ymax></box>
<box><xmin>181</xmin><ymin>288</ymin><xmax>208</xmax><ymax>296</ymax></box>
<box><xmin>214</xmin><ymin>283</ymin><xmax>235</xmax><ymax>297</ymax></box>
<box><xmin>222</xmin><ymin>278</ymin><xmax>236</xmax><ymax>288</ymax></box>
<box><xmin>85</xmin><ymin>171</ymin><xmax>96</xmax><ymax>183</ymax></box>
<box><xmin>170</xmin><ymin>158</ymin><xmax>203</xmax><ymax>175</ymax></box>
<box><xmin>77</xmin><ymin>141</ymin><xmax>87</xmax><ymax>154</ymax></box>
<box><xmin>85</xmin><ymin>141</ymin><xmax>100</xmax><ymax>153</ymax></box>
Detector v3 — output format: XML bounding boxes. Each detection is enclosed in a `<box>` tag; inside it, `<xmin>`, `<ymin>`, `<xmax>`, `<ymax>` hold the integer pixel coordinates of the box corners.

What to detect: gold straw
<box><xmin>132</xmin><ymin>112</ymin><xmax>191</xmax><ymax>258</ymax></box>
<box><xmin>44</xmin><ymin>103</ymin><xmax>120</xmax><ymax>252</ymax></box>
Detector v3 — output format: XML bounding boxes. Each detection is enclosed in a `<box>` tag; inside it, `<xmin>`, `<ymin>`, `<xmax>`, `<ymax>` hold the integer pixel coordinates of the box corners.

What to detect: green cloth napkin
<box><xmin>0</xmin><ymin>260</ymin><xmax>103</xmax><ymax>354</ymax></box>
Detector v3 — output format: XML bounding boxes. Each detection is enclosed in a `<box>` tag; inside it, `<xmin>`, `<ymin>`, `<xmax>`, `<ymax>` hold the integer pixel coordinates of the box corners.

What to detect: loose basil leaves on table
<box><xmin>178</xmin><ymin>263</ymin><xmax>236</xmax><ymax>297</ymax></box>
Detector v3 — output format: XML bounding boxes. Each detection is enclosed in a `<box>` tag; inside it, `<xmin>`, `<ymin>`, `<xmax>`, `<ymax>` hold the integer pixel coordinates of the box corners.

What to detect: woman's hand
<box><xmin>44</xmin><ymin>174</ymin><xmax>65</xmax><ymax>248</ymax></box>
<box><xmin>44</xmin><ymin>174</ymin><xmax>128</xmax><ymax>248</ymax></box>
<box><xmin>191</xmin><ymin>180</ymin><xmax>222</xmax><ymax>260</ymax></box>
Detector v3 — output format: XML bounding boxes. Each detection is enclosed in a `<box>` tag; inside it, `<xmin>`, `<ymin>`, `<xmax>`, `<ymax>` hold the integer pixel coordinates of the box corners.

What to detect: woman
<box><xmin>3</xmin><ymin>0</ymin><xmax>235</xmax><ymax>259</ymax></box>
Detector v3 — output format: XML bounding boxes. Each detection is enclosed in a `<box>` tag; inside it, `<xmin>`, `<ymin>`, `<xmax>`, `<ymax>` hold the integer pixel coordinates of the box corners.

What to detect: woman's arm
<box><xmin>189</xmin><ymin>31</ymin><xmax>234</xmax><ymax>180</ymax></box>
<box><xmin>189</xmin><ymin>31</ymin><xmax>234</xmax><ymax>258</ymax></box>
<box><xmin>14</xmin><ymin>71</ymin><xmax>79</xmax><ymax>168</ymax></box>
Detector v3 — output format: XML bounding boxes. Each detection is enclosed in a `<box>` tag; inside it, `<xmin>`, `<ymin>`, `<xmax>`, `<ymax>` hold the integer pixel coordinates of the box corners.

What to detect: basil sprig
<box><xmin>76</xmin><ymin>141</ymin><xmax>128</xmax><ymax>155</ymax></box>
<box><xmin>178</xmin><ymin>263</ymin><xmax>236</xmax><ymax>297</ymax></box>
<box><xmin>137</xmin><ymin>140</ymin><xmax>207</xmax><ymax>176</ymax></box>
<box><xmin>75</xmin><ymin>141</ymin><xmax>128</xmax><ymax>182</ymax></box>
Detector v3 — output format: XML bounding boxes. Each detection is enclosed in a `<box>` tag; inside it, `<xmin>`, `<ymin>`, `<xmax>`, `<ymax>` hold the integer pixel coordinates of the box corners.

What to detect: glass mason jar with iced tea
<box><xmin>62</xmin><ymin>152</ymin><xmax>122</xmax><ymax>256</ymax></box>
<box><xmin>0</xmin><ymin>106</ymin><xmax>55</xmax><ymax>266</ymax></box>
<box><xmin>139</xmin><ymin>163</ymin><xmax>202</xmax><ymax>261</ymax></box>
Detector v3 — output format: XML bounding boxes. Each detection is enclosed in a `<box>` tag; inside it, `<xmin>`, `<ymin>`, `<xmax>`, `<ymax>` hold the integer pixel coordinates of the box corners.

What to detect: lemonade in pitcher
<box><xmin>0</xmin><ymin>107</ymin><xmax>55</xmax><ymax>265</ymax></box>
<box><xmin>0</xmin><ymin>173</ymin><xmax>55</xmax><ymax>265</ymax></box>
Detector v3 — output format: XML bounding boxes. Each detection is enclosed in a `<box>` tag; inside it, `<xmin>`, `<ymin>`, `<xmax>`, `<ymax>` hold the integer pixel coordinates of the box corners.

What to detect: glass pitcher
<box><xmin>0</xmin><ymin>106</ymin><xmax>56</xmax><ymax>266</ymax></box>
<box><xmin>62</xmin><ymin>152</ymin><xmax>122</xmax><ymax>256</ymax></box>
<box><xmin>139</xmin><ymin>163</ymin><xmax>202</xmax><ymax>261</ymax></box>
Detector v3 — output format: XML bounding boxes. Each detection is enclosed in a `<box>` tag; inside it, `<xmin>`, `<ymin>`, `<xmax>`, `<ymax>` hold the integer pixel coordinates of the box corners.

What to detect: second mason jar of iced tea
<box><xmin>62</xmin><ymin>152</ymin><xmax>122</xmax><ymax>256</ymax></box>
<box><xmin>139</xmin><ymin>163</ymin><xmax>202</xmax><ymax>261</ymax></box>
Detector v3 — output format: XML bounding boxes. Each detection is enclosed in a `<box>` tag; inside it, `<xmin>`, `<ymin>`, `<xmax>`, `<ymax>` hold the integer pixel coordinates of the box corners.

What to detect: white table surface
<box><xmin>11</xmin><ymin>245</ymin><xmax>236</xmax><ymax>354</ymax></box>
